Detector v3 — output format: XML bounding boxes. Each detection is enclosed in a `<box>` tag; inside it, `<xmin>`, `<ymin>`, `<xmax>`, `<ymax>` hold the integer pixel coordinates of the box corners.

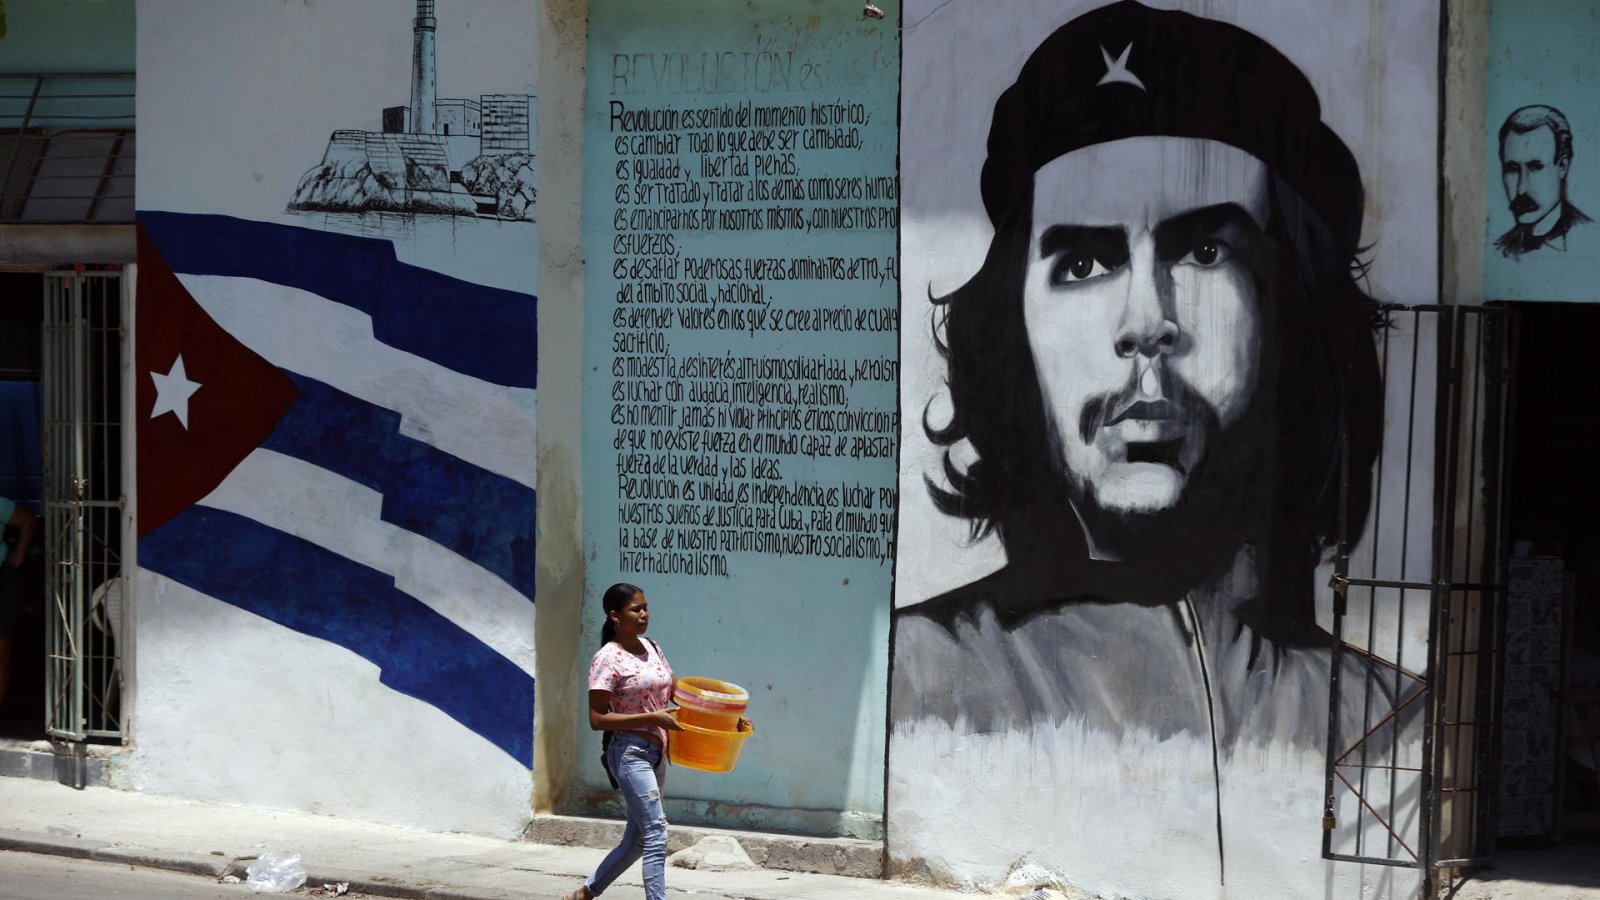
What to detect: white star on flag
<box><xmin>150</xmin><ymin>354</ymin><xmax>202</xmax><ymax>430</ymax></box>
<box><xmin>1098</xmin><ymin>43</ymin><xmax>1146</xmax><ymax>91</ymax></box>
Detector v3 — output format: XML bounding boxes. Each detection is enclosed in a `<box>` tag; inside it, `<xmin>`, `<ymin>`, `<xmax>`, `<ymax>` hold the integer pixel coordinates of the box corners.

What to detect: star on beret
<box><xmin>1097</xmin><ymin>43</ymin><xmax>1146</xmax><ymax>91</ymax></box>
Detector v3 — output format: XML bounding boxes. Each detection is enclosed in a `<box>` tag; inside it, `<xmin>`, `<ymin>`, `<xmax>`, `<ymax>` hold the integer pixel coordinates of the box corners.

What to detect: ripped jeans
<box><xmin>585</xmin><ymin>732</ymin><xmax>668</xmax><ymax>899</ymax></box>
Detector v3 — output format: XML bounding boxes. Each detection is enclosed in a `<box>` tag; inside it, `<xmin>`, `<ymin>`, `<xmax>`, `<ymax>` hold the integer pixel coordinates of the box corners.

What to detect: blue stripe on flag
<box><xmin>135</xmin><ymin>211</ymin><xmax>537</xmax><ymax>390</ymax></box>
<box><xmin>262</xmin><ymin>371</ymin><xmax>536</xmax><ymax>601</ymax></box>
<box><xmin>139</xmin><ymin>505</ymin><xmax>534</xmax><ymax>765</ymax></box>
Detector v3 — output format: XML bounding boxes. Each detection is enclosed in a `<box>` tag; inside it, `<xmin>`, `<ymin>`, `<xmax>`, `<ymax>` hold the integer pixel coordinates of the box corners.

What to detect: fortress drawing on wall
<box><xmin>287</xmin><ymin>0</ymin><xmax>537</xmax><ymax>223</ymax></box>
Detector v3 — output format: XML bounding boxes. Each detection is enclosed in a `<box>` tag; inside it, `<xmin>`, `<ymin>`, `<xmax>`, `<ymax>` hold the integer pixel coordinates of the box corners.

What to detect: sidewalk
<box><xmin>0</xmin><ymin>777</ymin><xmax>968</xmax><ymax>900</ymax></box>
<box><xmin>10</xmin><ymin>774</ymin><xmax>1597</xmax><ymax>900</ymax></box>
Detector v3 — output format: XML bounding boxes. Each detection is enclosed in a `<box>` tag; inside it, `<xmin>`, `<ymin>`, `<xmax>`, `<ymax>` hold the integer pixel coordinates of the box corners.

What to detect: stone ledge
<box><xmin>527</xmin><ymin>814</ymin><xmax>883</xmax><ymax>879</ymax></box>
<box><xmin>0</xmin><ymin>740</ymin><xmax>111</xmax><ymax>787</ymax></box>
<box><xmin>0</xmin><ymin>224</ymin><xmax>136</xmax><ymax>264</ymax></box>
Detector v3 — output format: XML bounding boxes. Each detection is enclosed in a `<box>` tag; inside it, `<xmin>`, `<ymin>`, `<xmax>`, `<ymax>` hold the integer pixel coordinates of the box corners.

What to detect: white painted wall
<box><xmin>125</xmin><ymin>570</ymin><xmax>531</xmax><ymax>834</ymax></box>
<box><xmin>129</xmin><ymin>0</ymin><xmax>539</xmax><ymax>835</ymax></box>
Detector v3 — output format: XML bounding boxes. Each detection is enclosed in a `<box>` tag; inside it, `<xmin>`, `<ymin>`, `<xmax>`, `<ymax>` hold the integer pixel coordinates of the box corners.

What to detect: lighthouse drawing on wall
<box><xmin>287</xmin><ymin>0</ymin><xmax>538</xmax><ymax>221</ymax></box>
<box><xmin>410</xmin><ymin>0</ymin><xmax>438</xmax><ymax>136</ymax></box>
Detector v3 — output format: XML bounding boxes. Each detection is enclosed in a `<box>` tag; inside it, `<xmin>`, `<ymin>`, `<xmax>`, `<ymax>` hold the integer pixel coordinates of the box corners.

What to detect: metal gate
<box><xmin>1322</xmin><ymin>305</ymin><xmax>1514</xmax><ymax>892</ymax></box>
<box><xmin>42</xmin><ymin>268</ymin><xmax>127</xmax><ymax>741</ymax></box>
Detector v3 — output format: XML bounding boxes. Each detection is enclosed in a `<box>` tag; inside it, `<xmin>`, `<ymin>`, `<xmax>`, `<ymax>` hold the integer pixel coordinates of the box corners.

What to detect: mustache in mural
<box><xmin>1509</xmin><ymin>193</ymin><xmax>1540</xmax><ymax>216</ymax></box>
<box><xmin>1066</xmin><ymin>369</ymin><xmax>1264</xmax><ymax>580</ymax></box>
<box><xmin>1077</xmin><ymin>370</ymin><xmax>1222</xmax><ymax>472</ymax></box>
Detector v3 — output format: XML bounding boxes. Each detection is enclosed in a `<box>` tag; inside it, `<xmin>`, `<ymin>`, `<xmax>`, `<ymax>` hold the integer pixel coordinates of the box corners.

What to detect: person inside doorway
<box><xmin>0</xmin><ymin>496</ymin><xmax>36</xmax><ymax>708</ymax></box>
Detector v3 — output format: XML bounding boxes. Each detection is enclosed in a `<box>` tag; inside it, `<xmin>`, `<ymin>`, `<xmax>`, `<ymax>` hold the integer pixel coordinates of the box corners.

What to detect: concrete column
<box><xmin>0</xmin><ymin>224</ymin><xmax>135</xmax><ymax>264</ymax></box>
<box><xmin>1443</xmin><ymin>0</ymin><xmax>1489</xmax><ymax>306</ymax></box>
<box><xmin>533</xmin><ymin>0</ymin><xmax>589</xmax><ymax>814</ymax></box>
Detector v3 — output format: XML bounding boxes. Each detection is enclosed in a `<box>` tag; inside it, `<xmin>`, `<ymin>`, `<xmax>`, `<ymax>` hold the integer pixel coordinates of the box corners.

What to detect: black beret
<box><xmin>980</xmin><ymin>1</ymin><xmax>1365</xmax><ymax>255</ymax></box>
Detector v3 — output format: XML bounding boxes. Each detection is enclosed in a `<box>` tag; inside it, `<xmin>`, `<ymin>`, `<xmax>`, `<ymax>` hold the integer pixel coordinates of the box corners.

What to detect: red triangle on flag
<box><xmin>136</xmin><ymin>226</ymin><xmax>299</xmax><ymax>538</ymax></box>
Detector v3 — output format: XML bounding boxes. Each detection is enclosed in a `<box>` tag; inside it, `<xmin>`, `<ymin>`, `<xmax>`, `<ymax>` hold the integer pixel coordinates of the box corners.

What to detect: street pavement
<box><xmin>0</xmin><ymin>849</ymin><xmax>256</xmax><ymax>900</ymax></box>
<box><xmin>0</xmin><ymin>777</ymin><xmax>967</xmax><ymax>899</ymax></box>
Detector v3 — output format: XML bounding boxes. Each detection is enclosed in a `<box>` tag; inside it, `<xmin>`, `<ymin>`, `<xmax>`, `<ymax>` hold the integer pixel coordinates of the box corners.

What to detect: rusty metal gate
<box><xmin>41</xmin><ymin>268</ymin><xmax>128</xmax><ymax>742</ymax></box>
<box><xmin>1322</xmin><ymin>304</ymin><xmax>1515</xmax><ymax>894</ymax></box>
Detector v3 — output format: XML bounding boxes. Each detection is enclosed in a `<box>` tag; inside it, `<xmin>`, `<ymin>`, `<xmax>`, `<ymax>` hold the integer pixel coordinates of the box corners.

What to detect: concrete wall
<box><xmin>1483</xmin><ymin>0</ymin><xmax>1600</xmax><ymax>300</ymax></box>
<box><xmin>98</xmin><ymin>1</ymin><xmax>1532</xmax><ymax>895</ymax></box>
<box><xmin>890</xmin><ymin>1</ymin><xmax>1440</xmax><ymax>896</ymax></box>
<box><xmin>130</xmin><ymin>0</ymin><xmax>539</xmax><ymax>836</ymax></box>
<box><xmin>1</xmin><ymin>0</ymin><xmax>135</xmax><ymax>73</ymax></box>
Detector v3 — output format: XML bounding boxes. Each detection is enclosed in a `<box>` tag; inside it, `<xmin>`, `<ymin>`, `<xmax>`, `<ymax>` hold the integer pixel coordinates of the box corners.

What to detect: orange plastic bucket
<box><xmin>669</xmin><ymin>720</ymin><xmax>753</xmax><ymax>773</ymax></box>
<box><xmin>672</xmin><ymin>677</ymin><xmax>748</xmax><ymax>732</ymax></box>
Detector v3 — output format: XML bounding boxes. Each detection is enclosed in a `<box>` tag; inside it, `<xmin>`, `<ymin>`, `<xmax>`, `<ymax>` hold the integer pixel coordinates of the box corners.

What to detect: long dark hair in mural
<box><xmin>1495</xmin><ymin>104</ymin><xmax>1591</xmax><ymax>259</ymax></box>
<box><xmin>893</xmin><ymin>0</ymin><xmax>1396</xmax><ymax>885</ymax></box>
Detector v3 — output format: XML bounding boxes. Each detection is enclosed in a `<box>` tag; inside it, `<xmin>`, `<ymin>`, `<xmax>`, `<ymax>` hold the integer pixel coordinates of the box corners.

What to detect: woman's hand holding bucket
<box><xmin>646</xmin><ymin>708</ymin><xmax>684</xmax><ymax>732</ymax></box>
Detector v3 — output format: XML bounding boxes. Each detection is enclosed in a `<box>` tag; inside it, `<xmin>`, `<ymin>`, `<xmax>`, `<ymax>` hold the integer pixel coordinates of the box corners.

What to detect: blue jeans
<box><xmin>584</xmin><ymin>733</ymin><xmax>668</xmax><ymax>899</ymax></box>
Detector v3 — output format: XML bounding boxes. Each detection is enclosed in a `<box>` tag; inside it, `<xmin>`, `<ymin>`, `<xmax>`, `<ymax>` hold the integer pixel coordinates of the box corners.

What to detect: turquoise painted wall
<box><xmin>1485</xmin><ymin>0</ymin><xmax>1600</xmax><ymax>300</ymax></box>
<box><xmin>0</xmin><ymin>0</ymin><xmax>135</xmax><ymax>73</ymax></box>
<box><xmin>579</xmin><ymin>0</ymin><xmax>899</xmax><ymax>838</ymax></box>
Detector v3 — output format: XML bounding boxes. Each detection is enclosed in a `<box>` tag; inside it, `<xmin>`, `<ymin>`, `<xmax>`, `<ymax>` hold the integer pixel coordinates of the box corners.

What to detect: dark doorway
<box><xmin>0</xmin><ymin>270</ymin><xmax>46</xmax><ymax>741</ymax></box>
<box><xmin>1499</xmin><ymin>301</ymin><xmax>1600</xmax><ymax>849</ymax></box>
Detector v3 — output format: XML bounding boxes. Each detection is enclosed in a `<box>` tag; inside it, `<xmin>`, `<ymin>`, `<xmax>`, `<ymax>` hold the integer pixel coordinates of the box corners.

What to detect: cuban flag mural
<box><xmin>130</xmin><ymin>213</ymin><xmax>538</xmax><ymax>830</ymax></box>
<box><xmin>133</xmin><ymin>1</ymin><xmax>540</xmax><ymax>834</ymax></box>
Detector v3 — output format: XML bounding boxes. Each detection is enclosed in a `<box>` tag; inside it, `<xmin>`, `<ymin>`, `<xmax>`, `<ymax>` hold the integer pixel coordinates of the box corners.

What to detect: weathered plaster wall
<box><xmin>573</xmin><ymin>0</ymin><xmax>900</xmax><ymax>838</ymax></box>
<box><xmin>130</xmin><ymin>0</ymin><xmax>538</xmax><ymax>835</ymax></box>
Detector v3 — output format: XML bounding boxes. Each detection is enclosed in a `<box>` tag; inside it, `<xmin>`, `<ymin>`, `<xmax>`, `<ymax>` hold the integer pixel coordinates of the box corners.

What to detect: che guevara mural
<box><xmin>890</xmin><ymin>2</ymin><xmax>1438</xmax><ymax>897</ymax></box>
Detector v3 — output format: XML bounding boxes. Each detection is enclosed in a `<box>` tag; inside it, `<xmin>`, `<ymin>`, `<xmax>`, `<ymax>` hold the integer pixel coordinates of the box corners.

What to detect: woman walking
<box><xmin>565</xmin><ymin>582</ymin><xmax>681</xmax><ymax>900</ymax></box>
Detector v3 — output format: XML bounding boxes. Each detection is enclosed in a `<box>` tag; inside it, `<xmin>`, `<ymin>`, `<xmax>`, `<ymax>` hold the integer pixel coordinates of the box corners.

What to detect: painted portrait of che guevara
<box><xmin>890</xmin><ymin>2</ymin><xmax>1412</xmax><ymax>890</ymax></box>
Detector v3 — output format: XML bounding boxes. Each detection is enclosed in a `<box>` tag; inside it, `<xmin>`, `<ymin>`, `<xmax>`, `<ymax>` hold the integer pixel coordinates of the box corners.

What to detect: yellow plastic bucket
<box><xmin>672</xmin><ymin>677</ymin><xmax>749</xmax><ymax>732</ymax></box>
<box><xmin>669</xmin><ymin>720</ymin><xmax>753</xmax><ymax>773</ymax></box>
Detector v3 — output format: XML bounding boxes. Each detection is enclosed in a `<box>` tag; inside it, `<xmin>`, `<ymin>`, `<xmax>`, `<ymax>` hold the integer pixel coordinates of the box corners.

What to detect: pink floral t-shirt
<box><xmin>589</xmin><ymin>639</ymin><xmax>674</xmax><ymax>746</ymax></box>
